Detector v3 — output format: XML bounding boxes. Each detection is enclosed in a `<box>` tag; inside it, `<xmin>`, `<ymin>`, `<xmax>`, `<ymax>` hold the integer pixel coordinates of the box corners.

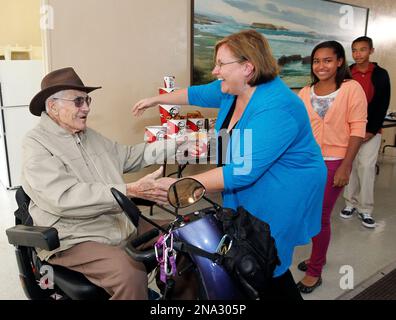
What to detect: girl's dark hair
<box><xmin>310</xmin><ymin>41</ymin><xmax>352</xmax><ymax>89</ymax></box>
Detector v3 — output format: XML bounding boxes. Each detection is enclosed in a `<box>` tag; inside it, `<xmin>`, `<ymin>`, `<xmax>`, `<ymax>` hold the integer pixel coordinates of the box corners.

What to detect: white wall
<box><xmin>43</xmin><ymin>0</ymin><xmax>396</xmax><ymax>180</ymax></box>
<box><xmin>0</xmin><ymin>0</ymin><xmax>41</xmax><ymax>47</ymax></box>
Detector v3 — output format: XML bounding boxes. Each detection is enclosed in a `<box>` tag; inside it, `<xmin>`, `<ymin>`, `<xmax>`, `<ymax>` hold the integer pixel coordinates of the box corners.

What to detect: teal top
<box><xmin>188</xmin><ymin>78</ymin><xmax>327</xmax><ymax>276</ymax></box>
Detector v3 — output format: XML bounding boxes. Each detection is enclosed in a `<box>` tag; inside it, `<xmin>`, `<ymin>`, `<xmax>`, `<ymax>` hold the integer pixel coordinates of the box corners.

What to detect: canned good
<box><xmin>159</xmin><ymin>87</ymin><xmax>177</xmax><ymax>95</ymax></box>
<box><xmin>164</xmin><ymin>76</ymin><xmax>175</xmax><ymax>89</ymax></box>
<box><xmin>188</xmin><ymin>131</ymin><xmax>208</xmax><ymax>157</ymax></box>
<box><xmin>159</xmin><ymin>104</ymin><xmax>181</xmax><ymax>124</ymax></box>
<box><xmin>144</xmin><ymin>126</ymin><xmax>167</xmax><ymax>143</ymax></box>
<box><xmin>187</xmin><ymin>118</ymin><xmax>205</xmax><ymax>132</ymax></box>
<box><xmin>205</xmin><ymin>117</ymin><xmax>217</xmax><ymax>133</ymax></box>
<box><xmin>167</xmin><ymin>119</ymin><xmax>187</xmax><ymax>136</ymax></box>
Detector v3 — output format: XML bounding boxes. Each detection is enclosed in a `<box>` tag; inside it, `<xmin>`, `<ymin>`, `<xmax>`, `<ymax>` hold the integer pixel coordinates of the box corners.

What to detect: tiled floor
<box><xmin>0</xmin><ymin>153</ymin><xmax>395</xmax><ymax>300</ymax></box>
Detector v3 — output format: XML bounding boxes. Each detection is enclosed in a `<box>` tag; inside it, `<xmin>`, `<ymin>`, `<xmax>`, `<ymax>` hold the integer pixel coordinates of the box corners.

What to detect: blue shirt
<box><xmin>188</xmin><ymin>78</ymin><xmax>327</xmax><ymax>276</ymax></box>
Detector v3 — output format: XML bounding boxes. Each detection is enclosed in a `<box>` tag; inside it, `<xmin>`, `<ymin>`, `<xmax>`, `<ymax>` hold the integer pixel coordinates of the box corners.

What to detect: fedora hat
<box><xmin>29</xmin><ymin>67</ymin><xmax>101</xmax><ymax>116</ymax></box>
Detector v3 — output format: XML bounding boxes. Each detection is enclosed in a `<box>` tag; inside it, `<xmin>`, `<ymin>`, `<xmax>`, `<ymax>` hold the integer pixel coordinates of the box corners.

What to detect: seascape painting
<box><xmin>192</xmin><ymin>0</ymin><xmax>369</xmax><ymax>88</ymax></box>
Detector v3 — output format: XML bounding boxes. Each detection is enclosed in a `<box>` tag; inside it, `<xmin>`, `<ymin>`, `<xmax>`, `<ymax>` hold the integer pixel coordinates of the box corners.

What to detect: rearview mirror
<box><xmin>167</xmin><ymin>178</ymin><xmax>205</xmax><ymax>209</ymax></box>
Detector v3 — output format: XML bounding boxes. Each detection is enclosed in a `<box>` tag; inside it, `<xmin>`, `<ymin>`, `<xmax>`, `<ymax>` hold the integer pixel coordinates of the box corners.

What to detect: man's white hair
<box><xmin>45</xmin><ymin>91</ymin><xmax>66</xmax><ymax>113</ymax></box>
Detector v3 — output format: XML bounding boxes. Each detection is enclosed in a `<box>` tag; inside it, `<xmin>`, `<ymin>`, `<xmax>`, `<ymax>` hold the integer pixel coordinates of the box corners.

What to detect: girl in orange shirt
<box><xmin>297</xmin><ymin>41</ymin><xmax>367</xmax><ymax>294</ymax></box>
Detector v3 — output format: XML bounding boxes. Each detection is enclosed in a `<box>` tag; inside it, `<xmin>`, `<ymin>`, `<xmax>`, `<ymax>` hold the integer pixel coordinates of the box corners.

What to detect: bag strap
<box><xmin>174</xmin><ymin>242</ymin><xmax>223</xmax><ymax>264</ymax></box>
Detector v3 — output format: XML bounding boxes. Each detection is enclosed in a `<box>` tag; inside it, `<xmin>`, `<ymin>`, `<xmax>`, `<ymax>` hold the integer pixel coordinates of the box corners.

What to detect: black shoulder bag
<box><xmin>216</xmin><ymin>206</ymin><xmax>280</xmax><ymax>299</ymax></box>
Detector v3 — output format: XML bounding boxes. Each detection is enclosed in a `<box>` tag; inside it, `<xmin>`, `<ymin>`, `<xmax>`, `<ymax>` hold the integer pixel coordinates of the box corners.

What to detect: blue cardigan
<box><xmin>188</xmin><ymin>77</ymin><xmax>327</xmax><ymax>276</ymax></box>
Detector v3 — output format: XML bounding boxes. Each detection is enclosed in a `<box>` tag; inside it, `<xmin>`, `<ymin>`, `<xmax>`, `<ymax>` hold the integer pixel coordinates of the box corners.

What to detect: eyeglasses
<box><xmin>214</xmin><ymin>59</ymin><xmax>245</xmax><ymax>69</ymax></box>
<box><xmin>53</xmin><ymin>96</ymin><xmax>92</xmax><ymax>108</ymax></box>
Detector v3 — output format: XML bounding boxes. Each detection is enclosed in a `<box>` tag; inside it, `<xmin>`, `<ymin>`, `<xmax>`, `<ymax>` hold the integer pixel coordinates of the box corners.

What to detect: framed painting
<box><xmin>191</xmin><ymin>0</ymin><xmax>369</xmax><ymax>88</ymax></box>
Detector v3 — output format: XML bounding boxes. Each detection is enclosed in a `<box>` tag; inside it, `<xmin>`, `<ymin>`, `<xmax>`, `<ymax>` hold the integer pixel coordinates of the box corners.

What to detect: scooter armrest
<box><xmin>130</xmin><ymin>197</ymin><xmax>155</xmax><ymax>207</ymax></box>
<box><xmin>6</xmin><ymin>225</ymin><xmax>60</xmax><ymax>251</ymax></box>
<box><xmin>125</xmin><ymin>228</ymin><xmax>159</xmax><ymax>263</ymax></box>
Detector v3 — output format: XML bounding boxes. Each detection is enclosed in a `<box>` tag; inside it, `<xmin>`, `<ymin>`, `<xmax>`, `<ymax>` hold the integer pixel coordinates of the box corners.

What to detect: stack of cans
<box><xmin>158</xmin><ymin>76</ymin><xmax>181</xmax><ymax>126</ymax></box>
<box><xmin>145</xmin><ymin>76</ymin><xmax>184</xmax><ymax>142</ymax></box>
<box><xmin>144</xmin><ymin>76</ymin><xmax>218</xmax><ymax>151</ymax></box>
<box><xmin>159</xmin><ymin>76</ymin><xmax>187</xmax><ymax>138</ymax></box>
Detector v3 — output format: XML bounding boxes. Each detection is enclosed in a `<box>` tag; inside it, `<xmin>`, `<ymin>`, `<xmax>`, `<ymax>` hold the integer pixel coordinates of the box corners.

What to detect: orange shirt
<box><xmin>298</xmin><ymin>80</ymin><xmax>367</xmax><ymax>158</ymax></box>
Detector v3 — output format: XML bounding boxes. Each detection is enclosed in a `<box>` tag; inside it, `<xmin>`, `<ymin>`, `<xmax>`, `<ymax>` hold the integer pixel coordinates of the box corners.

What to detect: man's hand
<box><xmin>132</xmin><ymin>97</ymin><xmax>159</xmax><ymax>117</ymax></box>
<box><xmin>126</xmin><ymin>167</ymin><xmax>169</xmax><ymax>205</ymax></box>
<box><xmin>157</xmin><ymin>177</ymin><xmax>178</xmax><ymax>193</ymax></box>
<box><xmin>363</xmin><ymin>132</ymin><xmax>375</xmax><ymax>142</ymax></box>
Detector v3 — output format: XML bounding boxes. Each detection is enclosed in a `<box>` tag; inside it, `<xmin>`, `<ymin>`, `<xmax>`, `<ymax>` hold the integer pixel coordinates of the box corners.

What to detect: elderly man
<box><xmin>21</xmin><ymin>67</ymin><xmax>176</xmax><ymax>299</ymax></box>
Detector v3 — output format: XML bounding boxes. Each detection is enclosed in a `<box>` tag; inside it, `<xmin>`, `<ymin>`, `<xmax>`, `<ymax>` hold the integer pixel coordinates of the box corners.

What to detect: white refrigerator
<box><xmin>0</xmin><ymin>60</ymin><xmax>43</xmax><ymax>189</ymax></box>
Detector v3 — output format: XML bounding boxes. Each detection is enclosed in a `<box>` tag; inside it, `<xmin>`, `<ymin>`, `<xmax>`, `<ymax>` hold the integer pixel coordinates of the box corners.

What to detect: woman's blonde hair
<box><xmin>214</xmin><ymin>29</ymin><xmax>279</xmax><ymax>86</ymax></box>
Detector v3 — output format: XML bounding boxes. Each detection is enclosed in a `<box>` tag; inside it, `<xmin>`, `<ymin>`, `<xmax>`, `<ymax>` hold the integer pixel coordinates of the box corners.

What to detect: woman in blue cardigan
<box><xmin>132</xmin><ymin>30</ymin><xmax>327</xmax><ymax>300</ymax></box>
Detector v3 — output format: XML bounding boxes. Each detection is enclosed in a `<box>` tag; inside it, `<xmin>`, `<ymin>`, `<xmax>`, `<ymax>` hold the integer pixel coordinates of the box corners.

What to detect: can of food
<box><xmin>205</xmin><ymin>117</ymin><xmax>217</xmax><ymax>134</ymax></box>
<box><xmin>159</xmin><ymin>87</ymin><xmax>177</xmax><ymax>95</ymax></box>
<box><xmin>167</xmin><ymin>119</ymin><xmax>187</xmax><ymax>136</ymax></box>
<box><xmin>144</xmin><ymin>126</ymin><xmax>167</xmax><ymax>143</ymax></box>
<box><xmin>187</xmin><ymin>118</ymin><xmax>205</xmax><ymax>132</ymax></box>
<box><xmin>199</xmin><ymin>131</ymin><xmax>208</xmax><ymax>156</ymax></box>
<box><xmin>159</xmin><ymin>104</ymin><xmax>181</xmax><ymax>124</ymax></box>
<box><xmin>189</xmin><ymin>131</ymin><xmax>208</xmax><ymax>157</ymax></box>
<box><xmin>164</xmin><ymin>76</ymin><xmax>175</xmax><ymax>89</ymax></box>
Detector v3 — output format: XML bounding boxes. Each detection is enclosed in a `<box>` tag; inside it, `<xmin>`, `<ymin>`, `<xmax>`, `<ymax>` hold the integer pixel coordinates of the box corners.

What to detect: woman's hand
<box><xmin>126</xmin><ymin>167</ymin><xmax>169</xmax><ymax>205</ymax></box>
<box><xmin>333</xmin><ymin>163</ymin><xmax>352</xmax><ymax>187</ymax></box>
<box><xmin>132</xmin><ymin>97</ymin><xmax>159</xmax><ymax>116</ymax></box>
<box><xmin>333</xmin><ymin>137</ymin><xmax>362</xmax><ymax>187</ymax></box>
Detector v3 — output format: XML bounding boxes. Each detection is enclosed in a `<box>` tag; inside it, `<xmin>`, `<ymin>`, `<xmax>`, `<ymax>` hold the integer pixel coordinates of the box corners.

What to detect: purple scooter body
<box><xmin>110</xmin><ymin>182</ymin><xmax>246</xmax><ymax>300</ymax></box>
<box><xmin>174</xmin><ymin>214</ymin><xmax>244</xmax><ymax>300</ymax></box>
